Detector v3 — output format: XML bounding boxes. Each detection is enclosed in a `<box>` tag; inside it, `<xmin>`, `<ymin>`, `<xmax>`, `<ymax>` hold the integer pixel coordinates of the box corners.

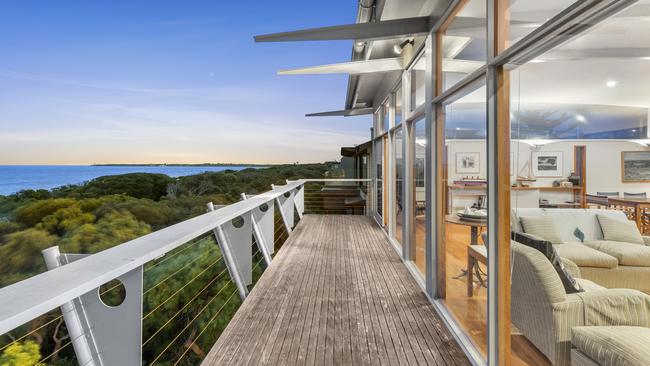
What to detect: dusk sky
<box><xmin>0</xmin><ymin>1</ymin><xmax>371</xmax><ymax>165</ymax></box>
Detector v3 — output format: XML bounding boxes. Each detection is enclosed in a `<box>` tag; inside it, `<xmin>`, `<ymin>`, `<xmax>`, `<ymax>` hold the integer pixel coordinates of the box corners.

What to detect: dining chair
<box><xmin>586</xmin><ymin>194</ymin><xmax>608</xmax><ymax>208</ymax></box>
<box><xmin>624</xmin><ymin>192</ymin><xmax>647</xmax><ymax>198</ymax></box>
<box><xmin>596</xmin><ymin>191</ymin><xmax>619</xmax><ymax>197</ymax></box>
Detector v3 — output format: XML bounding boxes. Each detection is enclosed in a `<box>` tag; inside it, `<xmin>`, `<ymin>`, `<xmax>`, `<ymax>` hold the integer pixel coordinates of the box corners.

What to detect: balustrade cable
<box><xmin>149</xmin><ymin>284</ymin><xmax>239</xmax><ymax>365</ymax></box>
<box><xmin>142</xmin><ymin>266</ymin><xmax>230</xmax><ymax>347</ymax></box>
<box><xmin>144</xmin><ymin>238</ymin><xmax>205</xmax><ymax>273</ymax></box>
<box><xmin>143</xmin><ymin>252</ymin><xmax>206</xmax><ymax>295</ymax></box>
<box><xmin>37</xmin><ymin>324</ymin><xmax>95</xmax><ymax>365</ymax></box>
<box><xmin>38</xmin><ymin>339</ymin><xmax>73</xmax><ymax>364</ymax></box>
<box><xmin>171</xmin><ymin>290</ymin><xmax>239</xmax><ymax>366</ymax></box>
<box><xmin>0</xmin><ymin>314</ymin><xmax>63</xmax><ymax>353</ymax></box>
<box><xmin>143</xmin><ymin>255</ymin><xmax>224</xmax><ymax>320</ymax></box>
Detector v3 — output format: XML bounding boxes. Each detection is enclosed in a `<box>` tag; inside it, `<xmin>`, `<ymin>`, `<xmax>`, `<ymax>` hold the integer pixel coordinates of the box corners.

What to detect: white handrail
<box><xmin>303</xmin><ymin>178</ymin><xmax>371</xmax><ymax>182</ymax></box>
<box><xmin>0</xmin><ymin>180</ymin><xmax>305</xmax><ymax>335</ymax></box>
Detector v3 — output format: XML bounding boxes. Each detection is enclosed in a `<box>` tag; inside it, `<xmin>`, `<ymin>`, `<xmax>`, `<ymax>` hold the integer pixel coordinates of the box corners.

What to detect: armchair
<box><xmin>511</xmin><ymin>242</ymin><xmax>650</xmax><ymax>366</ymax></box>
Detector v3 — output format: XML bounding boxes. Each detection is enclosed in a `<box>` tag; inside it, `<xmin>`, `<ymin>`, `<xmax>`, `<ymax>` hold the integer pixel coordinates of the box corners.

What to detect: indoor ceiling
<box><xmin>445</xmin><ymin>0</ymin><xmax>650</xmax><ymax>110</ymax></box>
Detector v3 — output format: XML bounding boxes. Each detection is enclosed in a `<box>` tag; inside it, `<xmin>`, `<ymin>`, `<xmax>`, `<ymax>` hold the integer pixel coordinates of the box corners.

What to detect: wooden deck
<box><xmin>202</xmin><ymin>215</ymin><xmax>470</xmax><ymax>366</ymax></box>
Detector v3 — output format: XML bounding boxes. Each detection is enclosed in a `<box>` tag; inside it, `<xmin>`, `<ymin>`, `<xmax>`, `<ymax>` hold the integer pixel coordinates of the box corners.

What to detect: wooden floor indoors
<box><xmin>202</xmin><ymin>215</ymin><xmax>470</xmax><ymax>366</ymax></box>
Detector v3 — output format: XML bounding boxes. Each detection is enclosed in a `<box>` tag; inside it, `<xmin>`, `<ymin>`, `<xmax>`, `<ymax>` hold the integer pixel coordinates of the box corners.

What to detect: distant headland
<box><xmin>92</xmin><ymin>163</ymin><xmax>273</xmax><ymax>167</ymax></box>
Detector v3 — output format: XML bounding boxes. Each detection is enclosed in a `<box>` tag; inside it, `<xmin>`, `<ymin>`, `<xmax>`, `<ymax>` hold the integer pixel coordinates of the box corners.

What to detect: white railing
<box><xmin>0</xmin><ymin>178</ymin><xmax>369</xmax><ymax>366</ymax></box>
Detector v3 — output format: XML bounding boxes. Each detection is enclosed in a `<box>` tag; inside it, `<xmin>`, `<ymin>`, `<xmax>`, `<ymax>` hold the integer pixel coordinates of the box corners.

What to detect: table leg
<box><xmin>467</xmin><ymin>253</ymin><xmax>475</xmax><ymax>297</ymax></box>
<box><xmin>470</xmin><ymin>227</ymin><xmax>479</xmax><ymax>246</ymax></box>
<box><xmin>635</xmin><ymin>204</ymin><xmax>643</xmax><ymax>233</ymax></box>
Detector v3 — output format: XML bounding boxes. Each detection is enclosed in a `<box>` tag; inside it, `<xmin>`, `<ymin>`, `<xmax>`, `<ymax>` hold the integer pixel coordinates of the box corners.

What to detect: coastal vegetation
<box><xmin>0</xmin><ymin>163</ymin><xmax>335</xmax><ymax>365</ymax></box>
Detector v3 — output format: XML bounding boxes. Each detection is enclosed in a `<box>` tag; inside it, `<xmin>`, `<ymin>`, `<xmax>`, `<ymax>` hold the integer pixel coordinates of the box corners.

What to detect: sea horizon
<box><xmin>0</xmin><ymin>164</ymin><xmax>268</xmax><ymax>196</ymax></box>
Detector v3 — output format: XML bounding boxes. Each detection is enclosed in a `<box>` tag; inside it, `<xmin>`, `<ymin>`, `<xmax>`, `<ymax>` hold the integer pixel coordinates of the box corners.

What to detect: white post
<box><xmin>241</xmin><ymin>193</ymin><xmax>273</xmax><ymax>266</ymax></box>
<box><xmin>41</xmin><ymin>247</ymin><xmax>96</xmax><ymax>366</ymax></box>
<box><xmin>271</xmin><ymin>184</ymin><xmax>292</xmax><ymax>233</ymax></box>
<box><xmin>207</xmin><ymin>202</ymin><xmax>249</xmax><ymax>300</ymax></box>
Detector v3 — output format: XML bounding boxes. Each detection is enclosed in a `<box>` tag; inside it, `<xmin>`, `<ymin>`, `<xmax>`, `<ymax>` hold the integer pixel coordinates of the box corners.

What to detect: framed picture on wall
<box><xmin>532</xmin><ymin>151</ymin><xmax>563</xmax><ymax>177</ymax></box>
<box><xmin>622</xmin><ymin>151</ymin><xmax>650</xmax><ymax>182</ymax></box>
<box><xmin>456</xmin><ymin>152</ymin><xmax>480</xmax><ymax>174</ymax></box>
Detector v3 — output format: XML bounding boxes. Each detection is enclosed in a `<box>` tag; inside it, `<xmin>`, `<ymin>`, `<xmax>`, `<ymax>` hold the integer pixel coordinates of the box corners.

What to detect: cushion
<box><xmin>519</xmin><ymin>215</ymin><xmax>564</xmax><ymax>244</ymax></box>
<box><xmin>584</xmin><ymin>241</ymin><xmax>650</xmax><ymax>267</ymax></box>
<box><xmin>513</xmin><ymin>208</ymin><xmax>629</xmax><ymax>242</ymax></box>
<box><xmin>512</xmin><ymin>231</ymin><xmax>583</xmax><ymax>294</ymax></box>
<box><xmin>560</xmin><ymin>257</ymin><xmax>581</xmax><ymax>278</ymax></box>
<box><xmin>553</xmin><ymin>244</ymin><xmax>618</xmax><ymax>269</ymax></box>
<box><xmin>597</xmin><ymin>214</ymin><xmax>644</xmax><ymax>244</ymax></box>
<box><xmin>571</xmin><ymin>326</ymin><xmax>650</xmax><ymax>366</ymax></box>
<box><xmin>574</xmin><ymin>278</ymin><xmax>605</xmax><ymax>292</ymax></box>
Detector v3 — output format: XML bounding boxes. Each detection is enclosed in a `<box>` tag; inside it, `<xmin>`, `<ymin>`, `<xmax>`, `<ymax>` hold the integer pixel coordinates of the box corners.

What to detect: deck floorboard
<box><xmin>201</xmin><ymin>215</ymin><xmax>471</xmax><ymax>366</ymax></box>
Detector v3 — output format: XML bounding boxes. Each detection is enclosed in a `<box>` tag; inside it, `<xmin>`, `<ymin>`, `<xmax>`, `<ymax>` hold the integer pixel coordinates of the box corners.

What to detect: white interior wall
<box><xmin>446</xmin><ymin>139</ymin><xmax>650</xmax><ymax>196</ymax></box>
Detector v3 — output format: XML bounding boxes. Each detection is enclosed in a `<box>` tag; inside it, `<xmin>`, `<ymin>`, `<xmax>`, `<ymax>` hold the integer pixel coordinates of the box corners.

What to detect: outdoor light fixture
<box><xmin>393</xmin><ymin>39</ymin><xmax>414</xmax><ymax>54</ymax></box>
<box><xmin>354</xmin><ymin>41</ymin><xmax>366</xmax><ymax>52</ymax></box>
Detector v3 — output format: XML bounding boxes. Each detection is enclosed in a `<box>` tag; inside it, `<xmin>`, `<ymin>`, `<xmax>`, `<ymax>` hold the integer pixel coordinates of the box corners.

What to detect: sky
<box><xmin>0</xmin><ymin>1</ymin><xmax>371</xmax><ymax>165</ymax></box>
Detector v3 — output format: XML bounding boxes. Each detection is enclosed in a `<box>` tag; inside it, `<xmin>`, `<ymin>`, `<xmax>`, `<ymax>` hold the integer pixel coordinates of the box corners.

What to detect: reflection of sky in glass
<box><xmin>445</xmin><ymin>102</ymin><xmax>648</xmax><ymax>139</ymax></box>
<box><xmin>445</xmin><ymin>103</ymin><xmax>487</xmax><ymax>139</ymax></box>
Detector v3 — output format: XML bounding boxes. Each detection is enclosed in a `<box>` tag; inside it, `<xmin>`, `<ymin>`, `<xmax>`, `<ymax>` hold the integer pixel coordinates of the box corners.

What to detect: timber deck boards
<box><xmin>201</xmin><ymin>215</ymin><xmax>470</xmax><ymax>366</ymax></box>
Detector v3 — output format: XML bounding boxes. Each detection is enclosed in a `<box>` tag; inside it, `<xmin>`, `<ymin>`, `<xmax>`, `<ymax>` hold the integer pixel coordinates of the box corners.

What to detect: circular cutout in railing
<box><xmin>283</xmin><ymin>192</ymin><xmax>291</xmax><ymax>198</ymax></box>
<box><xmin>232</xmin><ymin>216</ymin><xmax>245</xmax><ymax>228</ymax></box>
<box><xmin>259</xmin><ymin>203</ymin><xmax>269</xmax><ymax>212</ymax></box>
<box><xmin>99</xmin><ymin>279</ymin><xmax>126</xmax><ymax>307</ymax></box>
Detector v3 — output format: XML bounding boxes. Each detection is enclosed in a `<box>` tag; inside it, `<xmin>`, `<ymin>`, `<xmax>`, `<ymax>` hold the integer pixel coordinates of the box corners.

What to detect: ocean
<box><xmin>0</xmin><ymin>165</ymin><xmax>261</xmax><ymax>196</ymax></box>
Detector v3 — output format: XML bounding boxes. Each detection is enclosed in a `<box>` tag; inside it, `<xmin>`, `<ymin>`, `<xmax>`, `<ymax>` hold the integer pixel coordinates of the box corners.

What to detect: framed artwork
<box><xmin>456</xmin><ymin>152</ymin><xmax>480</xmax><ymax>174</ymax></box>
<box><xmin>532</xmin><ymin>151</ymin><xmax>563</xmax><ymax>177</ymax></box>
<box><xmin>621</xmin><ymin>151</ymin><xmax>650</xmax><ymax>182</ymax></box>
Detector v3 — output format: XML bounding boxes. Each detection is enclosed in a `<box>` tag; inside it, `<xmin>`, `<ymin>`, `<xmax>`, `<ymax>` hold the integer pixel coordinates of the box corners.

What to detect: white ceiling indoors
<box><xmin>450</xmin><ymin>0</ymin><xmax>650</xmax><ymax>111</ymax></box>
<box><xmin>348</xmin><ymin>0</ymin><xmax>649</xmax><ymax>114</ymax></box>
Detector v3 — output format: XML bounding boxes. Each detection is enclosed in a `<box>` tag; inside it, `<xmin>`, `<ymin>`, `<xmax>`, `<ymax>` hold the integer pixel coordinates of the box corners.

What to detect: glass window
<box><xmin>442</xmin><ymin>0</ymin><xmax>486</xmax><ymax>92</ymax></box>
<box><xmin>413</xmin><ymin>118</ymin><xmax>426</xmax><ymax>275</ymax></box>
<box><xmin>439</xmin><ymin>81</ymin><xmax>488</xmax><ymax>356</ymax></box>
<box><xmin>393</xmin><ymin>126</ymin><xmax>404</xmax><ymax>245</ymax></box>
<box><xmin>507</xmin><ymin>2</ymin><xmax>650</xmax><ymax>363</ymax></box>
<box><xmin>411</xmin><ymin>51</ymin><xmax>427</xmax><ymax>110</ymax></box>
<box><xmin>505</xmin><ymin>0</ymin><xmax>578</xmax><ymax>51</ymax></box>
<box><xmin>395</xmin><ymin>87</ymin><xmax>403</xmax><ymax>125</ymax></box>
<box><xmin>383</xmin><ymin>101</ymin><xmax>390</xmax><ymax>132</ymax></box>
<box><xmin>374</xmin><ymin>138</ymin><xmax>384</xmax><ymax>219</ymax></box>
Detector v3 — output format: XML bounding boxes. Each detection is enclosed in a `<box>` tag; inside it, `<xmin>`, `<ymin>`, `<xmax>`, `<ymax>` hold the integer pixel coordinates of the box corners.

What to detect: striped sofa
<box><xmin>571</xmin><ymin>326</ymin><xmax>650</xmax><ymax>366</ymax></box>
<box><xmin>512</xmin><ymin>208</ymin><xmax>650</xmax><ymax>293</ymax></box>
<box><xmin>511</xmin><ymin>242</ymin><xmax>650</xmax><ymax>366</ymax></box>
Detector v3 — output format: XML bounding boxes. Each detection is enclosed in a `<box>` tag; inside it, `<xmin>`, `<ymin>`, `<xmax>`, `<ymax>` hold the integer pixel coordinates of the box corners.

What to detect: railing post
<box><xmin>241</xmin><ymin>193</ymin><xmax>273</xmax><ymax>267</ymax></box>
<box><xmin>41</xmin><ymin>247</ymin><xmax>143</xmax><ymax>366</ymax></box>
<box><xmin>207</xmin><ymin>202</ymin><xmax>249</xmax><ymax>301</ymax></box>
<box><xmin>42</xmin><ymin>247</ymin><xmax>97</xmax><ymax>366</ymax></box>
<box><xmin>271</xmin><ymin>184</ymin><xmax>293</xmax><ymax>233</ymax></box>
<box><xmin>292</xmin><ymin>181</ymin><xmax>305</xmax><ymax>219</ymax></box>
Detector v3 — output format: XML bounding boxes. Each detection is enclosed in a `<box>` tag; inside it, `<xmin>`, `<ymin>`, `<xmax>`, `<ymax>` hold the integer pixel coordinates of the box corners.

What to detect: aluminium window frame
<box><xmin>420</xmin><ymin>0</ymin><xmax>639</xmax><ymax>365</ymax></box>
<box><xmin>367</xmin><ymin>2</ymin><xmax>633</xmax><ymax>362</ymax></box>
